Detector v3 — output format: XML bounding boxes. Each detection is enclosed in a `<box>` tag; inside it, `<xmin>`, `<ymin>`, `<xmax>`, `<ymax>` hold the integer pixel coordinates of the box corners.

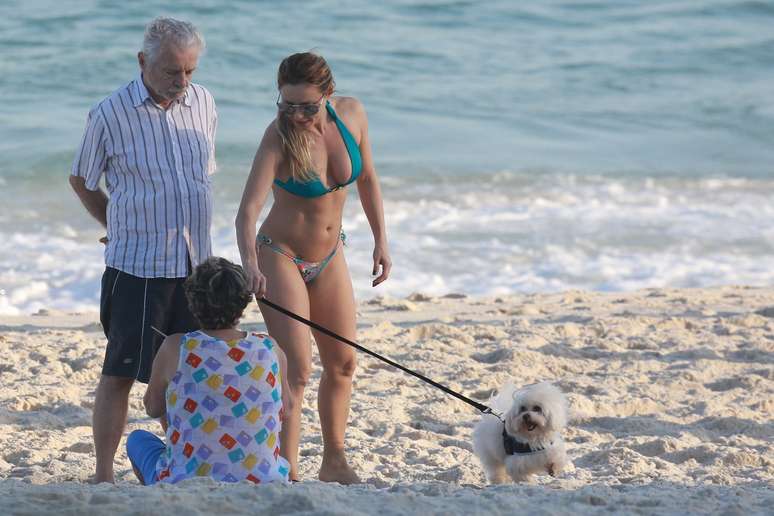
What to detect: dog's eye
<box><xmin>519</xmin><ymin>405</ymin><xmax>527</xmax><ymax>413</ymax></box>
<box><xmin>533</xmin><ymin>405</ymin><xmax>542</xmax><ymax>413</ymax></box>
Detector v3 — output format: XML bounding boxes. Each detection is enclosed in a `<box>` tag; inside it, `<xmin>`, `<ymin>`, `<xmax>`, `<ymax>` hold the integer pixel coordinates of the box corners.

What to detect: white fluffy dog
<box><xmin>472</xmin><ymin>382</ymin><xmax>569</xmax><ymax>483</ymax></box>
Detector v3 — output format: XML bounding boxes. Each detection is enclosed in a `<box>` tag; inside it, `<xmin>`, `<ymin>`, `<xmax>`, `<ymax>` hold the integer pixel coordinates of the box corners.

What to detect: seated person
<box><xmin>126</xmin><ymin>257</ymin><xmax>291</xmax><ymax>485</ymax></box>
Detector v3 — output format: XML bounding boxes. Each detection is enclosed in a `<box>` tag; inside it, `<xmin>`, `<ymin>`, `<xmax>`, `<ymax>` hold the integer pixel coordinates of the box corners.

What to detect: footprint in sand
<box><xmin>363</xmin><ymin>422</ymin><xmax>397</xmax><ymax>440</ymax></box>
<box><xmin>470</xmin><ymin>348</ymin><xmax>513</xmax><ymax>364</ymax></box>
<box><xmin>65</xmin><ymin>442</ymin><xmax>93</xmax><ymax>454</ymax></box>
<box><xmin>704</xmin><ymin>377</ymin><xmax>741</xmax><ymax>392</ymax></box>
<box><xmin>470</xmin><ymin>388</ymin><xmax>496</xmax><ymax>400</ymax></box>
<box><xmin>3</xmin><ymin>450</ymin><xmax>32</xmax><ymax>465</ymax></box>
<box><xmin>755</xmin><ymin>306</ymin><xmax>774</xmax><ymax>318</ymax></box>
<box><xmin>630</xmin><ymin>438</ymin><xmax>681</xmax><ymax>457</ymax></box>
<box><xmin>662</xmin><ymin>445</ymin><xmax>717</xmax><ymax>466</ymax></box>
<box><xmin>438</xmin><ymin>438</ymin><xmax>473</xmax><ymax>452</ymax></box>
<box><xmin>408</xmin><ymin>420</ymin><xmax>457</xmax><ymax>436</ymax></box>
<box><xmin>60</xmin><ymin>356</ymin><xmax>93</xmax><ymax>373</ymax></box>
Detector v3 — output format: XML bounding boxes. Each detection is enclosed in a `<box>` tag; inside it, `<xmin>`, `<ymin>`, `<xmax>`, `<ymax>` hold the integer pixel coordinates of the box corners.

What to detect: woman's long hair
<box><xmin>276</xmin><ymin>52</ymin><xmax>335</xmax><ymax>182</ymax></box>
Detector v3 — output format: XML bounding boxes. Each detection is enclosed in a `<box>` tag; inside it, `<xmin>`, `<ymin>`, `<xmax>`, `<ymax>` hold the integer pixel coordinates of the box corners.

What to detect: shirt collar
<box><xmin>132</xmin><ymin>75</ymin><xmax>192</xmax><ymax>108</ymax></box>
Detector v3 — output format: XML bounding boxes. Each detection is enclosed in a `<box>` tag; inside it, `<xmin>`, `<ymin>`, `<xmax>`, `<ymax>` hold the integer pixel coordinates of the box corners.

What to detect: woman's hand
<box><xmin>245</xmin><ymin>262</ymin><xmax>268</xmax><ymax>299</ymax></box>
<box><xmin>372</xmin><ymin>244</ymin><xmax>392</xmax><ymax>287</ymax></box>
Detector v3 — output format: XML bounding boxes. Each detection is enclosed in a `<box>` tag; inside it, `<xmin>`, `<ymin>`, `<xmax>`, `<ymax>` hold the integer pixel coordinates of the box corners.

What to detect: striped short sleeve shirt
<box><xmin>71</xmin><ymin>76</ymin><xmax>217</xmax><ymax>278</ymax></box>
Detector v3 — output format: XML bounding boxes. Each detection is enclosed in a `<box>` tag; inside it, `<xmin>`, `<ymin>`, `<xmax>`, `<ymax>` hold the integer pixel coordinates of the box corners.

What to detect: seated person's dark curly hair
<box><xmin>184</xmin><ymin>257</ymin><xmax>253</xmax><ymax>330</ymax></box>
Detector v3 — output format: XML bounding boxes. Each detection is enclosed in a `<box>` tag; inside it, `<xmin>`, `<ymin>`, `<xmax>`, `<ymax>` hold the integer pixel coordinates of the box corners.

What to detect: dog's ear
<box><xmin>544</xmin><ymin>394</ymin><xmax>568</xmax><ymax>431</ymax></box>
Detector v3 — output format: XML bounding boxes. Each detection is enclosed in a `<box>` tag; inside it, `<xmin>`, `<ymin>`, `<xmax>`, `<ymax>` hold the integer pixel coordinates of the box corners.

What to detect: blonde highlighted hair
<box><xmin>276</xmin><ymin>52</ymin><xmax>335</xmax><ymax>182</ymax></box>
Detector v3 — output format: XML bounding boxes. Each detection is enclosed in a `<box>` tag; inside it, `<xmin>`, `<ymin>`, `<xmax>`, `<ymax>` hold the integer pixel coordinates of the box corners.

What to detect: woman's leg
<box><xmin>258</xmin><ymin>247</ymin><xmax>312</xmax><ymax>482</ymax></box>
<box><xmin>307</xmin><ymin>249</ymin><xmax>359</xmax><ymax>484</ymax></box>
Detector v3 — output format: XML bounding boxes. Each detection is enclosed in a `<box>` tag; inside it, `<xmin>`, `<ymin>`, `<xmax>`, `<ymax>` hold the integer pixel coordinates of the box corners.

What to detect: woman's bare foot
<box><xmin>318</xmin><ymin>452</ymin><xmax>360</xmax><ymax>485</ymax></box>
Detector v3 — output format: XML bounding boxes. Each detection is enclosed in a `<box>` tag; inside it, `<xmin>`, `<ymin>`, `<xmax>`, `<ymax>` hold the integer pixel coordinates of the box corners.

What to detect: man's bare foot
<box><xmin>318</xmin><ymin>454</ymin><xmax>360</xmax><ymax>485</ymax></box>
<box><xmin>90</xmin><ymin>471</ymin><xmax>115</xmax><ymax>484</ymax></box>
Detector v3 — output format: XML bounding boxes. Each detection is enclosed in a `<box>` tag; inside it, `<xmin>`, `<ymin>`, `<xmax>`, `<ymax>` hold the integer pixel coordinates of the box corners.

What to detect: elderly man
<box><xmin>69</xmin><ymin>17</ymin><xmax>217</xmax><ymax>483</ymax></box>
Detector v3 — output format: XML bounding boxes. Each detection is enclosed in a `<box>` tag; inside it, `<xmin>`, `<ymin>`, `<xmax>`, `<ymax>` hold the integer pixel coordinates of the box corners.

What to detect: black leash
<box><xmin>258</xmin><ymin>297</ymin><xmax>503</xmax><ymax>421</ymax></box>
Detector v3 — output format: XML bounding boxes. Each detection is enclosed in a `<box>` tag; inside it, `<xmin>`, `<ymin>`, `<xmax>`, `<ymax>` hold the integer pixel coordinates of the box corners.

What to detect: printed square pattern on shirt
<box><xmin>155</xmin><ymin>331</ymin><xmax>290</xmax><ymax>485</ymax></box>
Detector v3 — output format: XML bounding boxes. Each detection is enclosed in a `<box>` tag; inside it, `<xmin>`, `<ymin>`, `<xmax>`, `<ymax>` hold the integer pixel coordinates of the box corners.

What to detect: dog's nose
<box><xmin>523</xmin><ymin>413</ymin><xmax>531</xmax><ymax>422</ymax></box>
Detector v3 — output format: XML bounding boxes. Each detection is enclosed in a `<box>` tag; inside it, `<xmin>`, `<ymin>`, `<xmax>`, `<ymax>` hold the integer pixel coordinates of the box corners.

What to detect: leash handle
<box><xmin>258</xmin><ymin>297</ymin><xmax>498</xmax><ymax>417</ymax></box>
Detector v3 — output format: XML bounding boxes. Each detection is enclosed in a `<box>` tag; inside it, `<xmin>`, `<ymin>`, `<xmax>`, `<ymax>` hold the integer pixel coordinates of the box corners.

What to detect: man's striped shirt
<box><xmin>72</xmin><ymin>76</ymin><xmax>217</xmax><ymax>278</ymax></box>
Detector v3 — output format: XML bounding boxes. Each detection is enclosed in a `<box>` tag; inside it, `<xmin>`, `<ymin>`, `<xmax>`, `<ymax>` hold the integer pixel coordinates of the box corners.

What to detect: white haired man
<box><xmin>69</xmin><ymin>17</ymin><xmax>217</xmax><ymax>483</ymax></box>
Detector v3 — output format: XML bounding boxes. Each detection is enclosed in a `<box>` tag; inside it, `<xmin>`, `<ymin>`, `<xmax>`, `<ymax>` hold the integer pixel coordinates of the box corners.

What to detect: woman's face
<box><xmin>277</xmin><ymin>83</ymin><xmax>325</xmax><ymax>128</ymax></box>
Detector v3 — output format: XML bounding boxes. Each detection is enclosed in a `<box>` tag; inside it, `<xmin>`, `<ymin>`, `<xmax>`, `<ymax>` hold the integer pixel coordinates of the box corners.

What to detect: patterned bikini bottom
<box><xmin>256</xmin><ymin>232</ymin><xmax>346</xmax><ymax>283</ymax></box>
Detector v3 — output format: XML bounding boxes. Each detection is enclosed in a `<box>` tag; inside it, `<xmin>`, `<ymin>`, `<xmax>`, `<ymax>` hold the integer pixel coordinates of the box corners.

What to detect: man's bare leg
<box><xmin>93</xmin><ymin>374</ymin><xmax>134</xmax><ymax>483</ymax></box>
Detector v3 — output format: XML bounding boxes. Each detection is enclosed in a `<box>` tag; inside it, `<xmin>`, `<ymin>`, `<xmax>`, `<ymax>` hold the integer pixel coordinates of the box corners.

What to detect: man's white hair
<box><xmin>142</xmin><ymin>17</ymin><xmax>205</xmax><ymax>63</ymax></box>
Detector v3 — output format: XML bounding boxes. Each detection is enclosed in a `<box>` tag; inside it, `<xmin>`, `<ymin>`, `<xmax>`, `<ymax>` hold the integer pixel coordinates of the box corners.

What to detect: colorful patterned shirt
<box><xmin>155</xmin><ymin>330</ymin><xmax>290</xmax><ymax>484</ymax></box>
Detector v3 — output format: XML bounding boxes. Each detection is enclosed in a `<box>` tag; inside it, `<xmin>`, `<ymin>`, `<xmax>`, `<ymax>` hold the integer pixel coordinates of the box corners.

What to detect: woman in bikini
<box><xmin>235</xmin><ymin>52</ymin><xmax>391</xmax><ymax>484</ymax></box>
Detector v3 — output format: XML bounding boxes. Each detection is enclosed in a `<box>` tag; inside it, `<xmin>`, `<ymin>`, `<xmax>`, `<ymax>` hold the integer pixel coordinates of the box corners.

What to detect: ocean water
<box><xmin>1</xmin><ymin>0</ymin><xmax>773</xmax><ymax>316</ymax></box>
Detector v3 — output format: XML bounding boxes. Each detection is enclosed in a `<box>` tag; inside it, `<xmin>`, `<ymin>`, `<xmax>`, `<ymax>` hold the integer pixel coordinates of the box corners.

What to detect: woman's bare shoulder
<box><xmin>331</xmin><ymin>96</ymin><xmax>368</xmax><ymax>135</ymax></box>
<box><xmin>259</xmin><ymin>119</ymin><xmax>283</xmax><ymax>150</ymax></box>
<box><xmin>332</xmin><ymin>96</ymin><xmax>366</xmax><ymax>118</ymax></box>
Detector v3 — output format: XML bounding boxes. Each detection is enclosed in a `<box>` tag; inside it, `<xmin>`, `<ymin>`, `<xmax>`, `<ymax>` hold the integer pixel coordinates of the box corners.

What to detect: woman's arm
<box><xmin>235</xmin><ymin>124</ymin><xmax>282</xmax><ymax>298</ymax></box>
<box><xmin>352</xmin><ymin>99</ymin><xmax>392</xmax><ymax>286</ymax></box>
<box><xmin>143</xmin><ymin>334</ymin><xmax>182</xmax><ymax>418</ymax></box>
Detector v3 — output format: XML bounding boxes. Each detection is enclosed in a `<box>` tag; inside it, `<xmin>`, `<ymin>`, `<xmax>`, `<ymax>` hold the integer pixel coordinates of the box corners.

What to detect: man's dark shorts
<box><xmin>99</xmin><ymin>267</ymin><xmax>198</xmax><ymax>384</ymax></box>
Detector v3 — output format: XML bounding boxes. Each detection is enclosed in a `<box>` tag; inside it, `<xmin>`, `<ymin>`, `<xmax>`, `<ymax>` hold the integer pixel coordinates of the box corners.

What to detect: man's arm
<box><xmin>69</xmin><ymin>175</ymin><xmax>108</xmax><ymax>228</ymax></box>
<box><xmin>71</xmin><ymin>106</ymin><xmax>109</xmax><ymax>229</ymax></box>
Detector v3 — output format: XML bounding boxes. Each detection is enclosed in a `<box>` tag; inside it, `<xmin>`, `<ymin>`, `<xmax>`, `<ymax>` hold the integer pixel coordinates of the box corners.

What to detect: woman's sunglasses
<box><xmin>276</xmin><ymin>93</ymin><xmax>324</xmax><ymax>117</ymax></box>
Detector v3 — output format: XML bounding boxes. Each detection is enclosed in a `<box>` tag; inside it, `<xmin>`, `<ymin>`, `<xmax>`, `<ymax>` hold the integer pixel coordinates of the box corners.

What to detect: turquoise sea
<box><xmin>1</xmin><ymin>0</ymin><xmax>773</xmax><ymax>315</ymax></box>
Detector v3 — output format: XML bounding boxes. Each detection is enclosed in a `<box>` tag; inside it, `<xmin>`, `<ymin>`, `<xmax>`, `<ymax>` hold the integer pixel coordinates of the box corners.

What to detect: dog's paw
<box><xmin>547</xmin><ymin>458</ymin><xmax>567</xmax><ymax>477</ymax></box>
<box><xmin>505</xmin><ymin>461</ymin><xmax>532</xmax><ymax>483</ymax></box>
<box><xmin>487</xmin><ymin>472</ymin><xmax>509</xmax><ymax>485</ymax></box>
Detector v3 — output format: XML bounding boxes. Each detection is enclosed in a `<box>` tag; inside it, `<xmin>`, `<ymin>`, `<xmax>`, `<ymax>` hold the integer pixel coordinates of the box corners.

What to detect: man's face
<box><xmin>139</xmin><ymin>43</ymin><xmax>200</xmax><ymax>103</ymax></box>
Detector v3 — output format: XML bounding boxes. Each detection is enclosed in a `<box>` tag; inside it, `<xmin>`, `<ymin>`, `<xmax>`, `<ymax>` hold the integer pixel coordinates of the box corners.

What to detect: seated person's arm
<box><xmin>143</xmin><ymin>334</ymin><xmax>182</xmax><ymax>418</ymax></box>
<box><xmin>275</xmin><ymin>345</ymin><xmax>293</xmax><ymax>421</ymax></box>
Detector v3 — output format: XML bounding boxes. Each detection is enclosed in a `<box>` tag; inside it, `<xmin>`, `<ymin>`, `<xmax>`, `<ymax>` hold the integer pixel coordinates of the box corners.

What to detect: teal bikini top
<box><xmin>274</xmin><ymin>101</ymin><xmax>363</xmax><ymax>198</ymax></box>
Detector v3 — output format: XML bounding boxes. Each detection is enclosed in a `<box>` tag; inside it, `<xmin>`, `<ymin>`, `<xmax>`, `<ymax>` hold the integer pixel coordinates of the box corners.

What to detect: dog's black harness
<box><xmin>502</xmin><ymin>426</ymin><xmax>551</xmax><ymax>455</ymax></box>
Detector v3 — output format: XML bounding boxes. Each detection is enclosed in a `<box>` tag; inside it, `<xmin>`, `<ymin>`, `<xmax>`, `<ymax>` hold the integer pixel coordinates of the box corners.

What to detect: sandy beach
<box><xmin>1</xmin><ymin>286</ymin><xmax>772</xmax><ymax>515</ymax></box>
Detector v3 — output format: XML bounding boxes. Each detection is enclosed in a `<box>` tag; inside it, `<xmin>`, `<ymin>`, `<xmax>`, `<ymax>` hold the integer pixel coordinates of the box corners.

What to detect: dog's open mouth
<box><xmin>527</xmin><ymin>422</ymin><xmax>537</xmax><ymax>432</ymax></box>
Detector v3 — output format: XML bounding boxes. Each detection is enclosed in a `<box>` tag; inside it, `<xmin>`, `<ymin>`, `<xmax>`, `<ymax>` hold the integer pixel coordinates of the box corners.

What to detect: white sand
<box><xmin>1</xmin><ymin>286</ymin><xmax>772</xmax><ymax>515</ymax></box>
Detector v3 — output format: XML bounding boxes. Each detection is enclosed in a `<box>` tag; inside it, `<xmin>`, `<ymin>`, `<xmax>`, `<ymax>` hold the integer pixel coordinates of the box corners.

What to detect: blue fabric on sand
<box><xmin>126</xmin><ymin>429</ymin><xmax>165</xmax><ymax>485</ymax></box>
